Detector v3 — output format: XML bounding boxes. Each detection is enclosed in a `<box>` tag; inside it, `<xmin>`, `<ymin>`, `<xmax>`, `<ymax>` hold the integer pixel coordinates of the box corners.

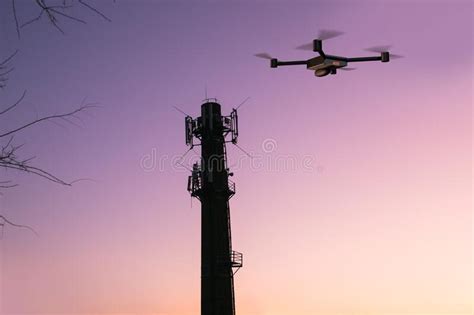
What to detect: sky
<box><xmin>0</xmin><ymin>0</ymin><xmax>472</xmax><ymax>314</ymax></box>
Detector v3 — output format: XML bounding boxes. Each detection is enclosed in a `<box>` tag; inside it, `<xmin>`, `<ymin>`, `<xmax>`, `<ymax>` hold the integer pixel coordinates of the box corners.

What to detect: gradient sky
<box><xmin>0</xmin><ymin>0</ymin><xmax>472</xmax><ymax>314</ymax></box>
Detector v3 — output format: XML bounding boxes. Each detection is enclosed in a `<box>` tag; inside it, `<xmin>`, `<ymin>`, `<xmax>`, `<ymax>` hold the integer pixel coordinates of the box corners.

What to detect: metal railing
<box><xmin>230</xmin><ymin>250</ymin><xmax>243</xmax><ymax>268</ymax></box>
<box><xmin>228</xmin><ymin>179</ymin><xmax>236</xmax><ymax>198</ymax></box>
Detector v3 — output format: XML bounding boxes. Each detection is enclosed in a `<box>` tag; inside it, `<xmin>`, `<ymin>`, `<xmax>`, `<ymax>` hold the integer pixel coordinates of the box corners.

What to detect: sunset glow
<box><xmin>0</xmin><ymin>1</ymin><xmax>472</xmax><ymax>314</ymax></box>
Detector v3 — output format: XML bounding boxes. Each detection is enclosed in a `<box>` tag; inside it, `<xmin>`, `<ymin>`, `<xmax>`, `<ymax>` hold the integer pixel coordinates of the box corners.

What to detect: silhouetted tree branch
<box><xmin>2</xmin><ymin>1</ymin><xmax>111</xmax><ymax>189</ymax></box>
<box><xmin>0</xmin><ymin>50</ymin><xmax>17</xmax><ymax>89</ymax></box>
<box><xmin>12</xmin><ymin>0</ymin><xmax>112</xmax><ymax>37</ymax></box>
<box><xmin>0</xmin><ymin>214</ymin><xmax>38</xmax><ymax>237</ymax></box>
<box><xmin>0</xmin><ymin>180</ymin><xmax>18</xmax><ymax>189</ymax></box>
<box><xmin>0</xmin><ymin>88</ymin><xmax>98</xmax><ymax>186</ymax></box>
<box><xmin>0</xmin><ymin>89</ymin><xmax>25</xmax><ymax>115</ymax></box>
<box><xmin>2</xmin><ymin>1</ymin><xmax>112</xmax><ymax>235</ymax></box>
<box><xmin>0</xmin><ymin>98</ymin><xmax>98</xmax><ymax>139</ymax></box>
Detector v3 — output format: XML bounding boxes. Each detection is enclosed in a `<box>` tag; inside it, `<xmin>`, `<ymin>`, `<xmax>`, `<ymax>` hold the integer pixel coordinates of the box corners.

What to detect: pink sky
<box><xmin>0</xmin><ymin>0</ymin><xmax>472</xmax><ymax>314</ymax></box>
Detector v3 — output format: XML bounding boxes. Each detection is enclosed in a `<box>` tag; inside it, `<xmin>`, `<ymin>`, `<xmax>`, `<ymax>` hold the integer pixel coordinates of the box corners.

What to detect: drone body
<box><xmin>257</xmin><ymin>31</ymin><xmax>401</xmax><ymax>77</ymax></box>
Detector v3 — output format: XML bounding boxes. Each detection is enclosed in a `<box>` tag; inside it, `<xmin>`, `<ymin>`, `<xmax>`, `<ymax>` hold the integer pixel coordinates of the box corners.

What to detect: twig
<box><xmin>0</xmin><ymin>90</ymin><xmax>26</xmax><ymax>115</ymax></box>
<box><xmin>78</xmin><ymin>0</ymin><xmax>111</xmax><ymax>22</ymax></box>
<box><xmin>0</xmin><ymin>215</ymin><xmax>38</xmax><ymax>237</ymax></box>
<box><xmin>11</xmin><ymin>0</ymin><xmax>20</xmax><ymax>39</ymax></box>
<box><xmin>0</xmin><ymin>103</ymin><xmax>99</xmax><ymax>138</ymax></box>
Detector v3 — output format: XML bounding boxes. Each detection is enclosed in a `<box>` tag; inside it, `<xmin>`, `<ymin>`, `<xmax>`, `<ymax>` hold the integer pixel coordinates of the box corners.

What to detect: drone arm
<box><xmin>324</xmin><ymin>54</ymin><xmax>349</xmax><ymax>62</ymax></box>
<box><xmin>346</xmin><ymin>56</ymin><xmax>382</xmax><ymax>62</ymax></box>
<box><xmin>346</xmin><ymin>52</ymin><xmax>390</xmax><ymax>63</ymax></box>
<box><xmin>274</xmin><ymin>60</ymin><xmax>308</xmax><ymax>67</ymax></box>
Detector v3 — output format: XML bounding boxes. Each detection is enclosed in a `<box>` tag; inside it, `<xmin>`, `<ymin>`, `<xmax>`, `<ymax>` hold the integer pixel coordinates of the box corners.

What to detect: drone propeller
<box><xmin>295</xmin><ymin>43</ymin><xmax>313</xmax><ymax>51</ymax></box>
<box><xmin>365</xmin><ymin>45</ymin><xmax>404</xmax><ymax>59</ymax></box>
<box><xmin>340</xmin><ymin>67</ymin><xmax>356</xmax><ymax>71</ymax></box>
<box><xmin>387</xmin><ymin>53</ymin><xmax>404</xmax><ymax>60</ymax></box>
<box><xmin>318</xmin><ymin>29</ymin><xmax>345</xmax><ymax>40</ymax></box>
<box><xmin>254</xmin><ymin>53</ymin><xmax>273</xmax><ymax>60</ymax></box>
<box><xmin>296</xmin><ymin>29</ymin><xmax>344</xmax><ymax>50</ymax></box>
<box><xmin>365</xmin><ymin>45</ymin><xmax>392</xmax><ymax>53</ymax></box>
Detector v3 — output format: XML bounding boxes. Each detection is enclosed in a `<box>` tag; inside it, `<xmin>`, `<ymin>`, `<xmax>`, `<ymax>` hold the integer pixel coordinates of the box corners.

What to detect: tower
<box><xmin>185</xmin><ymin>99</ymin><xmax>242</xmax><ymax>315</ymax></box>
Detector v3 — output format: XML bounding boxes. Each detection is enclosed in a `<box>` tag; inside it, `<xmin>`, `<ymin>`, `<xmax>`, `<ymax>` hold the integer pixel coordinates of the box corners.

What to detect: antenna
<box><xmin>233</xmin><ymin>142</ymin><xmax>253</xmax><ymax>159</ymax></box>
<box><xmin>173</xmin><ymin>105</ymin><xmax>190</xmax><ymax>117</ymax></box>
<box><xmin>236</xmin><ymin>96</ymin><xmax>251</xmax><ymax>110</ymax></box>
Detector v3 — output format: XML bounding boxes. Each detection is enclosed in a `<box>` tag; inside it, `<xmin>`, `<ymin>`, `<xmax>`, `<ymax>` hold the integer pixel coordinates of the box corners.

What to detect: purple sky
<box><xmin>0</xmin><ymin>1</ymin><xmax>472</xmax><ymax>314</ymax></box>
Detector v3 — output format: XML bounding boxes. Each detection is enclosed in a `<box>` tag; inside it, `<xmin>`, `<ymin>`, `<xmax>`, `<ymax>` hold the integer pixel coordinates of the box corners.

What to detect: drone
<box><xmin>255</xmin><ymin>30</ymin><xmax>402</xmax><ymax>77</ymax></box>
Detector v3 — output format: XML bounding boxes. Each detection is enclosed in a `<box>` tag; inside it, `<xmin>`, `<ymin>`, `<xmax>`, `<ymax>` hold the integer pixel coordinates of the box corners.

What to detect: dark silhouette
<box><xmin>12</xmin><ymin>0</ymin><xmax>112</xmax><ymax>37</ymax></box>
<box><xmin>0</xmin><ymin>215</ymin><xmax>38</xmax><ymax>238</ymax></box>
<box><xmin>255</xmin><ymin>29</ymin><xmax>403</xmax><ymax>77</ymax></box>
<box><xmin>185</xmin><ymin>100</ymin><xmax>243</xmax><ymax>315</ymax></box>
<box><xmin>1</xmin><ymin>1</ymin><xmax>113</xmax><ymax>233</ymax></box>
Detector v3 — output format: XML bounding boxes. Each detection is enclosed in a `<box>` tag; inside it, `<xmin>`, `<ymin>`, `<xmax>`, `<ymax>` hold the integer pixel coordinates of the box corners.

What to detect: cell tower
<box><xmin>185</xmin><ymin>99</ymin><xmax>243</xmax><ymax>315</ymax></box>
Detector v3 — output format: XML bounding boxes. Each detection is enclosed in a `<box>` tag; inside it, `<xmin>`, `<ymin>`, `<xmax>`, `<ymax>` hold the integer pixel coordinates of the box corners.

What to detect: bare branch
<box><xmin>0</xmin><ymin>103</ymin><xmax>99</xmax><ymax>138</ymax></box>
<box><xmin>20</xmin><ymin>10</ymin><xmax>46</xmax><ymax>29</ymax></box>
<box><xmin>0</xmin><ymin>50</ymin><xmax>18</xmax><ymax>68</ymax></box>
<box><xmin>0</xmin><ymin>180</ymin><xmax>18</xmax><ymax>188</ymax></box>
<box><xmin>0</xmin><ymin>215</ymin><xmax>38</xmax><ymax>237</ymax></box>
<box><xmin>0</xmin><ymin>50</ymin><xmax>18</xmax><ymax>89</ymax></box>
<box><xmin>0</xmin><ymin>67</ymin><xmax>15</xmax><ymax>77</ymax></box>
<box><xmin>78</xmin><ymin>0</ymin><xmax>111</xmax><ymax>22</ymax></box>
<box><xmin>0</xmin><ymin>162</ymin><xmax>71</xmax><ymax>186</ymax></box>
<box><xmin>0</xmin><ymin>90</ymin><xmax>26</xmax><ymax>115</ymax></box>
<box><xmin>18</xmin><ymin>0</ymin><xmax>113</xmax><ymax>34</ymax></box>
<box><xmin>0</xmin><ymin>139</ymin><xmax>72</xmax><ymax>186</ymax></box>
<box><xmin>60</xmin><ymin>116</ymin><xmax>84</xmax><ymax>129</ymax></box>
<box><xmin>36</xmin><ymin>0</ymin><xmax>67</xmax><ymax>34</ymax></box>
<box><xmin>11</xmin><ymin>0</ymin><xmax>20</xmax><ymax>39</ymax></box>
<box><xmin>49</xmin><ymin>7</ymin><xmax>86</xmax><ymax>25</ymax></box>
<box><xmin>1</xmin><ymin>96</ymin><xmax>99</xmax><ymax>187</ymax></box>
<box><xmin>2</xmin><ymin>1</ymin><xmax>109</xmax><ymax>189</ymax></box>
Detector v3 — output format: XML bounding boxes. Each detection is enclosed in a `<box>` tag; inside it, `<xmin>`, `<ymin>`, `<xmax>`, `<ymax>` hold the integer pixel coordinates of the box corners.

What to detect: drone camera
<box><xmin>315</xmin><ymin>68</ymin><xmax>330</xmax><ymax>77</ymax></box>
<box><xmin>381</xmin><ymin>51</ymin><xmax>390</xmax><ymax>62</ymax></box>
<box><xmin>270</xmin><ymin>58</ymin><xmax>278</xmax><ymax>68</ymax></box>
